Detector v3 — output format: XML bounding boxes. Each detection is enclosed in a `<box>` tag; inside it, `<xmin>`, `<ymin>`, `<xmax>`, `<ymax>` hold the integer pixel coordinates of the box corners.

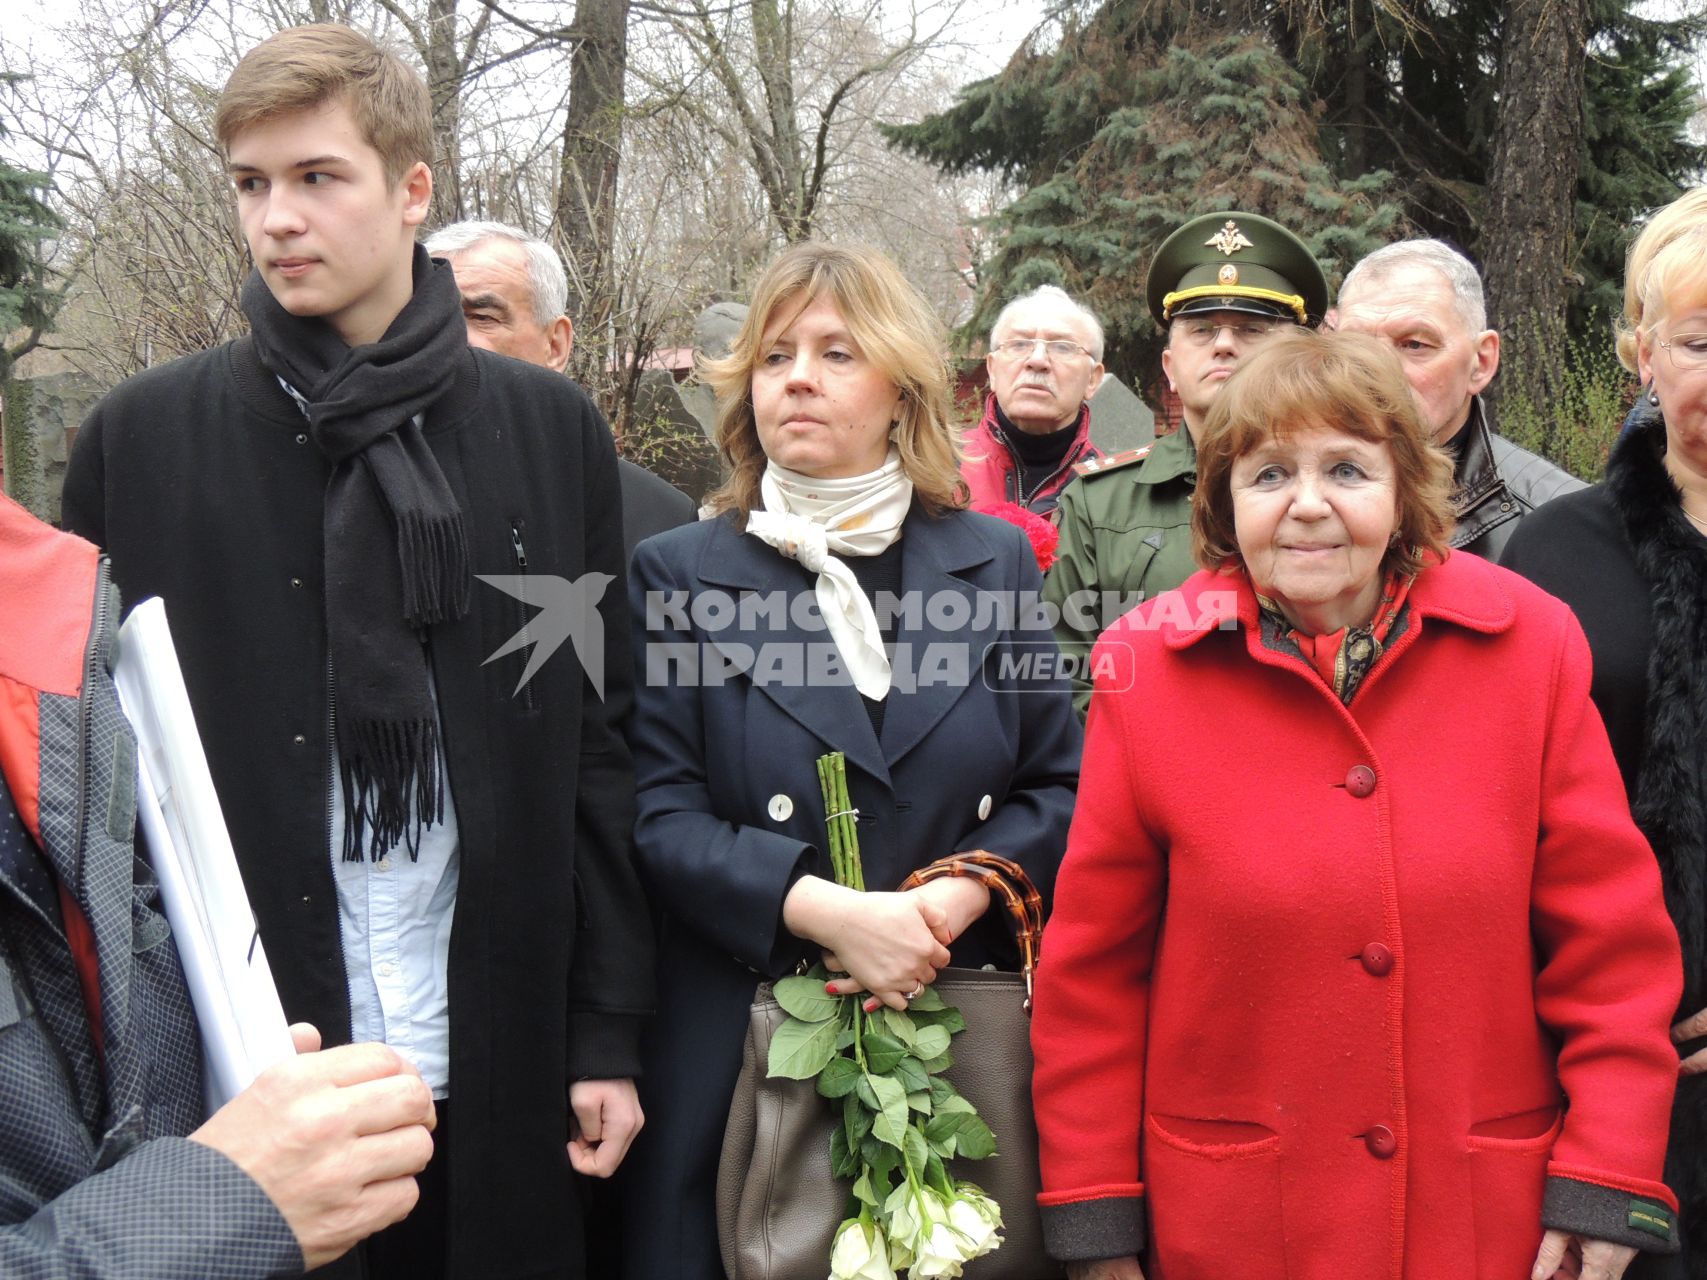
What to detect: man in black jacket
<box><xmin>62</xmin><ymin>23</ymin><xmax>654</xmax><ymax>1280</ymax></box>
<box><xmin>423</xmin><ymin>219</ymin><xmax>698</xmax><ymax>560</ymax></box>
<box><xmin>1332</xmin><ymin>238</ymin><xmax>1584</xmax><ymax>559</ymax></box>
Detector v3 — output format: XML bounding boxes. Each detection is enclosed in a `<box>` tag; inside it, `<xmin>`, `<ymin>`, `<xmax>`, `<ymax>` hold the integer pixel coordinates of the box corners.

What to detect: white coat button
<box><xmin>977</xmin><ymin>794</ymin><xmax>993</xmax><ymax>821</ymax></box>
<box><xmin>768</xmin><ymin>794</ymin><xmax>794</xmax><ymax>822</ymax></box>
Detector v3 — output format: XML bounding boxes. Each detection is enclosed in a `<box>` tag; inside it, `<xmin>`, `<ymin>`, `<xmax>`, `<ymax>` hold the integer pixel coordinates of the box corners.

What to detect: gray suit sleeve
<box><xmin>0</xmin><ymin>1136</ymin><xmax>304</xmax><ymax>1279</ymax></box>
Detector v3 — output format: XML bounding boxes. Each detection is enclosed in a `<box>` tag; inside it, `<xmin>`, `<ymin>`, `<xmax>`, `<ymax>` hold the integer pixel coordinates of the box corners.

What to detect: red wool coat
<box><xmin>1031</xmin><ymin>553</ymin><xmax>1683</xmax><ymax>1279</ymax></box>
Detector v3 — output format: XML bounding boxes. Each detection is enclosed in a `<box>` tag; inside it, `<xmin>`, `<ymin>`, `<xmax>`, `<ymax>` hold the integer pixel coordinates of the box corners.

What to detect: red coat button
<box><xmin>1361</xmin><ymin>943</ymin><xmax>1394</xmax><ymax>976</ymax></box>
<box><xmin>1345</xmin><ymin>765</ymin><xmax>1377</xmax><ymax>798</ymax></box>
<box><xmin>1365</xmin><ymin>1125</ymin><xmax>1397</xmax><ymax>1158</ymax></box>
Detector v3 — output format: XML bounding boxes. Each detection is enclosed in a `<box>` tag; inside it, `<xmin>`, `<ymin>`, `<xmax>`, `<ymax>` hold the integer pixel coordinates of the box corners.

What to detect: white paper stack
<box><xmin>112</xmin><ymin>598</ymin><xmax>296</xmax><ymax>1110</ymax></box>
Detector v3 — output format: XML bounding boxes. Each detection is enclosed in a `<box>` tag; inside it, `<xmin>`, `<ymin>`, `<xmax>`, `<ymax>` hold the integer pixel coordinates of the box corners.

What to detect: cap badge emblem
<box><xmin>1206</xmin><ymin>220</ymin><xmax>1254</xmax><ymax>256</ymax></box>
<box><xmin>1218</xmin><ymin>264</ymin><xmax>1239</xmax><ymax>284</ymax></box>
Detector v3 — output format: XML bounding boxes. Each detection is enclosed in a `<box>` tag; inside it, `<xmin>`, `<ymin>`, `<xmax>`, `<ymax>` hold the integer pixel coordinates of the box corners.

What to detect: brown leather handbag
<box><xmin>716</xmin><ymin>853</ymin><xmax>1064</xmax><ymax>1280</ymax></box>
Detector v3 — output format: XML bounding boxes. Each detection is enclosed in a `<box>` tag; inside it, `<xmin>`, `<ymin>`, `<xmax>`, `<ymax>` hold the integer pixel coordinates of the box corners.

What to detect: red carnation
<box><xmin>974</xmin><ymin>501</ymin><xmax>1060</xmax><ymax>573</ymax></box>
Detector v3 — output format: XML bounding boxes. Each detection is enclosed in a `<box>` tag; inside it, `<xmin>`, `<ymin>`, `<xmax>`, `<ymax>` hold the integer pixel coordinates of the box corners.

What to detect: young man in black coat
<box><xmin>61</xmin><ymin>24</ymin><xmax>654</xmax><ymax>1280</ymax></box>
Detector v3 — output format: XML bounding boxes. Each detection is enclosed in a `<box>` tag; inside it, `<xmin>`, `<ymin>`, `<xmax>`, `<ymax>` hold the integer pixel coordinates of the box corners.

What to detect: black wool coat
<box><xmin>1502</xmin><ymin>416</ymin><xmax>1707</xmax><ymax>1278</ymax></box>
<box><xmin>63</xmin><ymin>336</ymin><xmax>656</xmax><ymax>1280</ymax></box>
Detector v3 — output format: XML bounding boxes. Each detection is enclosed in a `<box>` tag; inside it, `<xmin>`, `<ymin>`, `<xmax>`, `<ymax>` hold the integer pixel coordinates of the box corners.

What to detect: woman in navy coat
<box><xmin>618</xmin><ymin>243</ymin><xmax>1082</xmax><ymax>1278</ymax></box>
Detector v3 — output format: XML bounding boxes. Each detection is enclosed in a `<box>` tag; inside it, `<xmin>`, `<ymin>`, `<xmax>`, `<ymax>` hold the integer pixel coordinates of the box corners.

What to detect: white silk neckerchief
<box><xmin>745</xmin><ymin>449</ymin><xmax>913</xmax><ymax>700</ymax></box>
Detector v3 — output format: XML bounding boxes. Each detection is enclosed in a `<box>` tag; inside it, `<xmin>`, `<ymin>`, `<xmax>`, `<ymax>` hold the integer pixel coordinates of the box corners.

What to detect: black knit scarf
<box><xmin>1605</xmin><ymin>413</ymin><xmax>1707</xmax><ymax>1268</ymax></box>
<box><xmin>242</xmin><ymin>246</ymin><xmax>470</xmax><ymax>861</ymax></box>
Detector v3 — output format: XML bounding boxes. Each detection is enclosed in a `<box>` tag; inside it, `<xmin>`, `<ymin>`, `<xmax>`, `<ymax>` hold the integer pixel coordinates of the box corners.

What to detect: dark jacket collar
<box><xmin>1447</xmin><ymin>396</ymin><xmax>1516</xmax><ymax>549</ymax></box>
<box><xmin>692</xmin><ymin>503</ymin><xmax>1003</xmax><ymax>781</ymax></box>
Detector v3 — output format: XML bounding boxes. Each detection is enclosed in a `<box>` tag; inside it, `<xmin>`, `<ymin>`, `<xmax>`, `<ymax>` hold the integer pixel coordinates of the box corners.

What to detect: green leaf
<box><xmin>816</xmin><ymin>1054</ymin><xmax>861</xmax><ymax>1099</ymax></box>
<box><xmin>852</xmin><ymin>1171</ymin><xmax>879</xmax><ymax>1208</ymax></box>
<box><xmin>911</xmin><ymin>1007</ymin><xmax>966</xmax><ymax>1035</ymax></box>
<box><xmin>936</xmin><ymin>1093</ymin><xmax>976</xmax><ymax>1116</ymax></box>
<box><xmin>893</xmin><ymin>1056</ymin><xmax>930</xmax><ymax>1094</ymax></box>
<box><xmin>927</xmin><ymin>1076</ymin><xmax>960</xmax><ymax>1107</ymax></box>
<box><xmin>773</xmin><ymin>976</ymin><xmax>843</xmax><ymax>1022</ymax></box>
<box><xmin>925</xmin><ymin>1151</ymin><xmax>951</xmax><ymax>1194</ymax></box>
<box><xmin>862</xmin><ymin>1032</ymin><xmax>908</xmax><ymax>1076</ymax></box>
<box><xmin>855</xmin><ymin>1074</ymin><xmax>879</xmax><ymax>1111</ymax></box>
<box><xmin>830</xmin><ymin>1123</ymin><xmax>859</xmax><ymax>1178</ymax></box>
<box><xmin>907</xmin><ymin>1089</ymin><xmax>933</xmax><ymax>1114</ymax></box>
<box><xmin>767</xmin><ymin>1015</ymin><xmax>841</xmax><ymax>1080</ymax></box>
<box><xmin>903</xmin><ymin>1124</ymin><xmax>930</xmax><ymax>1177</ymax></box>
<box><xmin>843</xmin><ymin>1093</ymin><xmax>872</xmax><ymax>1146</ymax></box>
<box><xmin>862</xmin><ymin>1134</ymin><xmax>899</xmax><ymax>1177</ymax></box>
<box><xmin>918</xmin><ymin>1048</ymin><xmax>954</xmax><ymax>1074</ymax></box>
<box><xmin>880</xmin><ymin>1007</ymin><xmax>918</xmax><ymax>1045</ymax></box>
<box><xmin>925</xmin><ymin>1110</ymin><xmax>997</xmax><ymax>1160</ymax></box>
<box><xmin>867</xmin><ymin>1072</ymin><xmax>910</xmax><ymax>1149</ymax></box>
<box><xmin>909</xmin><ymin>1025</ymin><xmax>952</xmax><ymax>1061</ymax></box>
<box><xmin>905</xmin><ymin>985</ymin><xmax>946</xmax><ymax>1012</ymax></box>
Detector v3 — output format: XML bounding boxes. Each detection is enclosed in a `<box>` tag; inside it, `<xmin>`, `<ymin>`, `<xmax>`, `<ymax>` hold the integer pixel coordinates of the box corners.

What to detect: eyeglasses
<box><xmin>1658</xmin><ymin>332</ymin><xmax>1707</xmax><ymax>371</ymax></box>
<box><xmin>1172</xmin><ymin>318</ymin><xmax>1283</xmax><ymax>347</ymax></box>
<box><xmin>990</xmin><ymin>338</ymin><xmax>1093</xmax><ymax>362</ymax></box>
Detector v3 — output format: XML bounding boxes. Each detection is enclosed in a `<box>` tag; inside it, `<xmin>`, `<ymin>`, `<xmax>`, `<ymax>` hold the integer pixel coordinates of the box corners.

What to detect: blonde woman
<box><xmin>618</xmin><ymin>242</ymin><xmax>1082</xmax><ymax>1278</ymax></box>
<box><xmin>1504</xmin><ymin>187</ymin><xmax>1707</xmax><ymax>1277</ymax></box>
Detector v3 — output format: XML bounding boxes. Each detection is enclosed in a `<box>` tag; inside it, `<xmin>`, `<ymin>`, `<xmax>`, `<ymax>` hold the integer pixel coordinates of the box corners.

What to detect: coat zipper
<box><xmin>72</xmin><ymin>559</ymin><xmax>115</xmax><ymax>891</ymax></box>
<box><xmin>510</xmin><ymin>520</ymin><xmax>538</xmax><ymax>710</ymax></box>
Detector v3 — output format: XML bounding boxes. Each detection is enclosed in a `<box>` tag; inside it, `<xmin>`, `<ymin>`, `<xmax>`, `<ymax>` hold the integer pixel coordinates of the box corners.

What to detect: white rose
<box><xmin>829</xmin><ymin>1218</ymin><xmax>897</xmax><ymax>1280</ymax></box>
<box><xmin>909</xmin><ymin>1218</ymin><xmax>969</xmax><ymax>1279</ymax></box>
<box><xmin>946</xmin><ymin>1191</ymin><xmax>1003</xmax><ymax>1260</ymax></box>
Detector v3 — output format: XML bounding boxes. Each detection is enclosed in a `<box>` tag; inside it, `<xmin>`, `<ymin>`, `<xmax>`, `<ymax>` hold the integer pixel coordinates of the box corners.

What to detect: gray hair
<box><xmin>990</xmin><ymin>285</ymin><xmax>1106</xmax><ymax>362</ymax></box>
<box><xmin>1338</xmin><ymin>239</ymin><xmax>1488</xmax><ymax>334</ymax></box>
<box><xmin>423</xmin><ymin>220</ymin><xmax>568</xmax><ymax>330</ymax></box>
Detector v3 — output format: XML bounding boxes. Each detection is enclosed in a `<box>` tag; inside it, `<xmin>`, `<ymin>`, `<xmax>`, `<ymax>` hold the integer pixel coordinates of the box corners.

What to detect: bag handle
<box><xmin>898</xmin><ymin>852</ymin><xmax>1042</xmax><ymax>1012</ymax></box>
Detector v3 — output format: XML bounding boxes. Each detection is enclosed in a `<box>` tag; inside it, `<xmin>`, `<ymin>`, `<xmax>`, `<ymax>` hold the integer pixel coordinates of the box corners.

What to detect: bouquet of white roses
<box><xmin>764</xmin><ymin>752</ymin><xmax>1006</xmax><ymax>1280</ymax></box>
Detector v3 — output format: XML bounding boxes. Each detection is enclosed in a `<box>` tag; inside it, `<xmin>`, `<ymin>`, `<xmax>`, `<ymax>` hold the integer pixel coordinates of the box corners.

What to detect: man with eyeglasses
<box><xmin>963</xmin><ymin>285</ymin><xmax>1107</xmax><ymax>517</ymax></box>
<box><xmin>1332</xmin><ymin>239</ymin><xmax>1583</xmax><ymax>560</ymax></box>
<box><xmin>1045</xmin><ymin>210</ymin><xmax>1326</xmax><ymax>713</ymax></box>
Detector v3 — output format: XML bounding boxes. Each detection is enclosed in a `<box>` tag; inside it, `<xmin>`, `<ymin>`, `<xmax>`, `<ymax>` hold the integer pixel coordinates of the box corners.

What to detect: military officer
<box><xmin>1045</xmin><ymin>211</ymin><xmax>1328</xmax><ymax>714</ymax></box>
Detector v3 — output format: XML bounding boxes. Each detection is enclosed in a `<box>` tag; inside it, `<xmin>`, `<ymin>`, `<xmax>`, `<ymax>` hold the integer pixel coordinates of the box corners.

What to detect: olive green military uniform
<box><xmin>1044</xmin><ymin>209</ymin><xmax>1328</xmax><ymax>715</ymax></box>
<box><xmin>1046</xmin><ymin>428</ymin><xmax>1199</xmax><ymax>713</ymax></box>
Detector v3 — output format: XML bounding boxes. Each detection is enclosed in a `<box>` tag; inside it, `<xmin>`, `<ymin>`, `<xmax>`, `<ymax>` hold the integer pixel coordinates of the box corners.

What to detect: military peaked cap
<box><xmin>1146</xmin><ymin>211</ymin><xmax>1329</xmax><ymax>327</ymax></box>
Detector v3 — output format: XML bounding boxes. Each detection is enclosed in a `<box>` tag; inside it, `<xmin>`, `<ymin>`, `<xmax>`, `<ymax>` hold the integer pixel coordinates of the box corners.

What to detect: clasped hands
<box><xmin>781</xmin><ymin>870</ymin><xmax>992</xmax><ymax>1012</ymax></box>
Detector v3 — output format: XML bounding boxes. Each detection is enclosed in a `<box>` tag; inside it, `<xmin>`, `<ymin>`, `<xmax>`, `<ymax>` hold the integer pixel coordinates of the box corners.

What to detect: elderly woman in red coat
<box><xmin>1031</xmin><ymin>328</ymin><xmax>1685</xmax><ymax>1280</ymax></box>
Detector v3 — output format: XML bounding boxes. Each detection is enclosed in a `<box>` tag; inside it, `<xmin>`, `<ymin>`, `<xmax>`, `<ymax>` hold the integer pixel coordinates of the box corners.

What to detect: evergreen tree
<box><xmin>0</xmin><ymin>73</ymin><xmax>58</xmax><ymax>387</ymax></box>
<box><xmin>887</xmin><ymin>10</ymin><xmax>1402</xmax><ymax>388</ymax></box>
<box><xmin>890</xmin><ymin>0</ymin><xmax>1705</xmax><ymax>375</ymax></box>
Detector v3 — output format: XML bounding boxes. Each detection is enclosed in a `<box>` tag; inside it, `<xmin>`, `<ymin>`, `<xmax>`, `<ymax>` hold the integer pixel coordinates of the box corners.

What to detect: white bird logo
<box><xmin>479</xmin><ymin>573</ymin><xmax>615</xmax><ymax>700</ymax></box>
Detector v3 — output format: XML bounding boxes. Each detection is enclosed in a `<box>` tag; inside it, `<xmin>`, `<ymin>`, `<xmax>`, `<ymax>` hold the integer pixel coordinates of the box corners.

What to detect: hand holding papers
<box><xmin>112</xmin><ymin>598</ymin><xmax>295</xmax><ymax>1109</ymax></box>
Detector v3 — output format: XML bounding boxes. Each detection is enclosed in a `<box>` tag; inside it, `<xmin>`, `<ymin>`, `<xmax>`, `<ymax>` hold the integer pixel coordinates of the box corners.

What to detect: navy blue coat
<box><xmin>619</xmin><ymin>504</ymin><xmax>1082</xmax><ymax>1279</ymax></box>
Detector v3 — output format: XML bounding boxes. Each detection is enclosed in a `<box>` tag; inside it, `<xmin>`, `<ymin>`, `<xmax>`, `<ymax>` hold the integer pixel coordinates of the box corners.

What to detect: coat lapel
<box><xmin>878</xmin><ymin>510</ymin><xmax>1000</xmax><ymax>767</ymax></box>
<box><xmin>696</xmin><ymin>518</ymin><xmax>888</xmax><ymax>784</ymax></box>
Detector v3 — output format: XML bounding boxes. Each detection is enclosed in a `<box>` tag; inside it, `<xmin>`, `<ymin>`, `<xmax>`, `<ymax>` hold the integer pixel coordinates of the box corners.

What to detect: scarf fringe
<box><xmin>338</xmin><ymin>715</ymin><xmax>445</xmax><ymax>862</ymax></box>
<box><xmin>396</xmin><ymin>511</ymin><xmax>472</xmax><ymax>628</ymax></box>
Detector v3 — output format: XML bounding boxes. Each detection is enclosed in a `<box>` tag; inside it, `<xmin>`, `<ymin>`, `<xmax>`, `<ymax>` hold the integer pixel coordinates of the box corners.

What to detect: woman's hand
<box><xmin>782</xmin><ymin>877</ymin><xmax>950</xmax><ymax>1011</ymax></box>
<box><xmin>1673</xmin><ymin>1005</ymin><xmax>1707</xmax><ymax>1074</ymax></box>
<box><xmin>905</xmin><ymin>875</ymin><xmax>992</xmax><ymax>946</ymax></box>
<box><xmin>1067</xmin><ymin>1258</ymin><xmax>1146</xmax><ymax>1280</ymax></box>
<box><xmin>1531</xmin><ymin>1229</ymin><xmax>1639</xmax><ymax>1280</ymax></box>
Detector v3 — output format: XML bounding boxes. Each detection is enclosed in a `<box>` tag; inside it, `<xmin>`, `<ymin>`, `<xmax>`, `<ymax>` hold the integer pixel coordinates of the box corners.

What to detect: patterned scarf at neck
<box><xmin>745</xmin><ymin>450</ymin><xmax>913</xmax><ymax>699</ymax></box>
<box><xmin>1255</xmin><ymin>567</ymin><xmax>1415</xmax><ymax>705</ymax></box>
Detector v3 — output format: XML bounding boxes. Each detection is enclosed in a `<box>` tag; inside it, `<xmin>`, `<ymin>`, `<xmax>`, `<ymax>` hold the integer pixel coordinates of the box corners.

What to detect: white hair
<box><xmin>1338</xmin><ymin>239</ymin><xmax>1488</xmax><ymax>334</ymax></box>
<box><xmin>990</xmin><ymin>285</ymin><xmax>1105</xmax><ymax>361</ymax></box>
<box><xmin>423</xmin><ymin>220</ymin><xmax>568</xmax><ymax>329</ymax></box>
